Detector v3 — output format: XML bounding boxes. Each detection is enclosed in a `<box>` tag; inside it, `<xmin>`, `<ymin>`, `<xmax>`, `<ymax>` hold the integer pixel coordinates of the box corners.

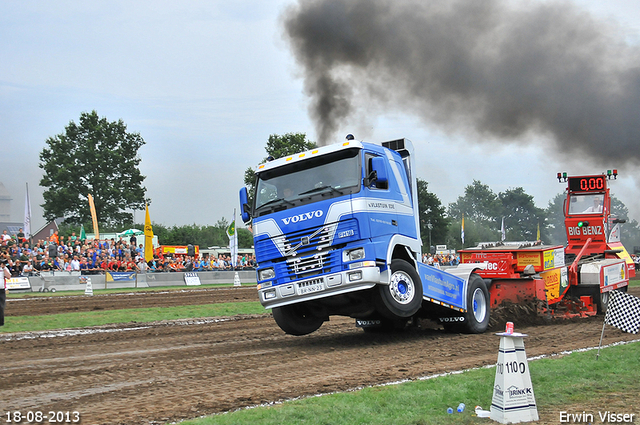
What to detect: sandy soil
<box><xmin>1</xmin><ymin>286</ymin><xmax>639</xmax><ymax>425</ymax></box>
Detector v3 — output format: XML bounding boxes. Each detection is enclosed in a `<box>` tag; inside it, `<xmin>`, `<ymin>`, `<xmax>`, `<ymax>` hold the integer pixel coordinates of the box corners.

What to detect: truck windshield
<box><xmin>568</xmin><ymin>193</ymin><xmax>604</xmax><ymax>215</ymax></box>
<box><xmin>254</xmin><ymin>148</ymin><xmax>361</xmax><ymax>215</ymax></box>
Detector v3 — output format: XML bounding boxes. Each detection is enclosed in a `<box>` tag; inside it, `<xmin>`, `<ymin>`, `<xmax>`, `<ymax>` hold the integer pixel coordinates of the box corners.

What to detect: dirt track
<box><xmin>2</xmin><ymin>286</ymin><xmax>639</xmax><ymax>425</ymax></box>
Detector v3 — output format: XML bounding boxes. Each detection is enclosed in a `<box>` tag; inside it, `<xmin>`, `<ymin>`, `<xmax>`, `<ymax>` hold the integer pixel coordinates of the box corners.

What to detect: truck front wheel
<box><xmin>272</xmin><ymin>304</ymin><xmax>326</xmax><ymax>336</ymax></box>
<box><xmin>376</xmin><ymin>259</ymin><xmax>423</xmax><ymax>319</ymax></box>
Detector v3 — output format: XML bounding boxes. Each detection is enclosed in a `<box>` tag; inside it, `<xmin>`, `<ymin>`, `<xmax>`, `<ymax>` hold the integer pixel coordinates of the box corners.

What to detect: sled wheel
<box><xmin>376</xmin><ymin>259</ymin><xmax>423</xmax><ymax>319</ymax></box>
<box><xmin>597</xmin><ymin>287</ymin><xmax>627</xmax><ymax>314</ymax></box>
<box><xmin>272</xmin><ymin>304</ymin><xmax>326</xmax><ymax>336</ymax></box>
<box><xmin>595</xmin><ymin>289</ymin><xmax>609</xmax><ymax>314</ymax></box>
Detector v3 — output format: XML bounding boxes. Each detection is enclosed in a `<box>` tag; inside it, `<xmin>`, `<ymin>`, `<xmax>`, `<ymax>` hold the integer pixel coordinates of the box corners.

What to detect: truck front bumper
<box><xmin>258</xmin><ymin>265</ymin><xmax>381</xmax><ymax>310</ymax></box>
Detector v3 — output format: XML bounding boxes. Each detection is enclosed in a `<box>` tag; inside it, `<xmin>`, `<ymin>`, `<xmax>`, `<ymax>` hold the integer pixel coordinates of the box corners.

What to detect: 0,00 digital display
<box><xmin>568</xmin><ymin>176</ymin><xmax>606</xmax><ymax>192</ymax></box>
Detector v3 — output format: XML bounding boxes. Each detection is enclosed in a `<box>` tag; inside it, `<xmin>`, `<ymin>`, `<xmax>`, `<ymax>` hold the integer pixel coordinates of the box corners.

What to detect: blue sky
<box><xmin>1</xmin><ymin>0</ymin><xmax>639</xmax><ymax>233</ymax></box>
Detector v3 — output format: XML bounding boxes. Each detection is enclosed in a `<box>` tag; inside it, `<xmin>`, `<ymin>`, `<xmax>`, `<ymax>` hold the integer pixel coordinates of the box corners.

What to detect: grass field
<box><xmin>0</xmin><ymin>302</ymin><xmax>265</xmax><ymax>333</ymax></box>
<box><xmin>178</xmin><ymin>340</ymin><xmax>640</xmax><ymax>425</ymax></box>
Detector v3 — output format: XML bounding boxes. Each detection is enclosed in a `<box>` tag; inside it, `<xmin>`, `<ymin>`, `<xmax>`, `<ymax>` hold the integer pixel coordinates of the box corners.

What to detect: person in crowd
<box><xmin>41</xmin><ymin>257</ymin><xmax>57</xmax><ymax>271</ymax></box>
<box><xmin>21</xmin><ymin>259</ymin><xmax>35</xmax><ymax>276</ymax></box>
<box><xmin>169</xmin><ymin>258</ymin><xmax>182</xmax><ymax>272</ymax></box>
<box><xmin>1</xmin><ymin>259</ymin><xmax>10</xmax><ymax>326</ymax></box>
<box><xmin>146</xmin><ymin>258</ymin><xmax>157</xmax><ymax>272</ymax></box>
<box><xmin>183</xmin><ymin>256</ymin><xmax>194</xmax><ymax>271</ymax></box>
<box><xmin>79</xmin><ymin>257</ymin><xmax>91</xmax><ymax>274</ymax></box>
<box><xmin>1</xmin><ymin>230</ymin><xmax>12</xmax><ymax>244</ymax></box>
<box><xmin>70</xmin><ymin>255</ymin><xmax>81</xmax><ymax>271</ymax></box>
<box><xmin>136</xmin><ymin>256</ymin><xmax>147</xmax><ymax>272</ymax></box>
<box><xmin>125</xmin><ymin>256</ymin><xmax>139</xmax><ymax>272</ymax></box>
<box><xmin>192</xmin><ymin>256</ymin><xmax>202</xmax><ymax>271</ymax></box>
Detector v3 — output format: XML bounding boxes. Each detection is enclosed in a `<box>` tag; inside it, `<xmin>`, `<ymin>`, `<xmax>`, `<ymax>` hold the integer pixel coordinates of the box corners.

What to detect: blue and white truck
<box><xmin>239</xmin><ymin>137</ymin><xmax>489</xmax><ymax>335</ymax></box>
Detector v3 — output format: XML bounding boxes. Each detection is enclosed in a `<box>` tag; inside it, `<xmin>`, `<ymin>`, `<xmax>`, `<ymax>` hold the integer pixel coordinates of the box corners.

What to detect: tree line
<box><xmin>57</xmin><ymin>219</ymin><xmax>253</xmax><ymax>251</ymax></box>
<box><xmin>41</xmin><ymin>112</ymin><xmax>640</xmax><ymax>252</ymax></box>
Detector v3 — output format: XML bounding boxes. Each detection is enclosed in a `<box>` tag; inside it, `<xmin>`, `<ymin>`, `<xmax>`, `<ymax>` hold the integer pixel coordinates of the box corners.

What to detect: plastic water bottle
<box><xmin>475</xmin><ymin>405</ymin><xmax>490</xmax><ymax>417</ymax></box>
<box><xmin>447</xmin><ymin>407</ymin><xmax>453</xmax><ymax>414</ymax></box>
<box><xmin>457</xmin><ymin>403</ymin><xmax>466</xmax><ymax>413</ymax></box>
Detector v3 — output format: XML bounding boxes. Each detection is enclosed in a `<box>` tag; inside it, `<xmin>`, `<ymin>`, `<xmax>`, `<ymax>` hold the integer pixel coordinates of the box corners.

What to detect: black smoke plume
<box><xmin>282</xmin><ymin>0</ymin><xmax>640</xmax><ymax>166</ymax></box>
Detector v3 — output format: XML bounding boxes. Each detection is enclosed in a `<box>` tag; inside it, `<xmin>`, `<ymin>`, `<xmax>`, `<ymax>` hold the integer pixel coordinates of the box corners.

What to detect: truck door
<box><xmin>363</xmin><ymin>152</ymin><xmax>398</xmax><ymax>240</ymax></box>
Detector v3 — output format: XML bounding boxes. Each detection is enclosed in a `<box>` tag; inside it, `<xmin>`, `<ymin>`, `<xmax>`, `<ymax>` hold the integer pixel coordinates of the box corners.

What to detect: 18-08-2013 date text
<box><xmin>4</xmin><ymin>411</ymin><xmax>80</xmax><ymax>423</ymax></box>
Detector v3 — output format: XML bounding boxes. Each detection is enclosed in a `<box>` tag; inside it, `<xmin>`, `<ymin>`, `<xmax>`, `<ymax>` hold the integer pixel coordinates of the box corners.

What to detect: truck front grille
<box><xmin>287</xmin><ymin>252</ymin><xmax>331</xmax><ymax>277</ymax></box>
<box><xmin>256</xmin><ymin>219</ymin><xmax>359</xmax><ymax>282</ymax></box>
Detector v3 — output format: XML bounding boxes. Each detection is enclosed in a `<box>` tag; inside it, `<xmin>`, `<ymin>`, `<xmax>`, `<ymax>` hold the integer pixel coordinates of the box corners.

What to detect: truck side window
<box><xmin>365</xmin><ymin>153</ymin><xmax>388</xmax><ymax>190</ymax></box>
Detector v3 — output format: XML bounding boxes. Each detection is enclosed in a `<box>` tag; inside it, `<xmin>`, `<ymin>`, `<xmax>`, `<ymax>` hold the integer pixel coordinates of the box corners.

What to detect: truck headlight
<box><xmin>348</xmin><ymin>271</ymin><xmax>363</xmax><ymax>282</ymax></box>
<box><xmin>347</xmin><ymin>248</ymin><xmax>365</xmax><ymax>261</ymax></box>
<box><xmin>258</xmin><ymin>267</ymin><xmax>275</xmax><ymax>281</ymax></box>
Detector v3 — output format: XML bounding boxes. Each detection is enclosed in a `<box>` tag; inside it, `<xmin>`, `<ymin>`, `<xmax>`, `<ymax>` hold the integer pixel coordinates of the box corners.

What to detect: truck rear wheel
<box><xmin>272</xmin><ymin>304</ymin><xmax>326</xmax><ymax>336</ymax></box>
<box><xmin>443</xmin><ymin>274</ymin><xmax>490</xmax><ymax>334</ymax></box>
<box><xmin>375</xmin><ymin>259</ymin><xmax>423</xmax><ymax>319</ymax></box>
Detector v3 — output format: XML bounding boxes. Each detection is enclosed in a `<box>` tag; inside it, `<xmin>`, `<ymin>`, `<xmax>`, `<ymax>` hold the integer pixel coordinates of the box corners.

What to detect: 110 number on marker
<box><xmin>496</xmin><ymin>361</ymin><xmax>527</xmax><ymax>374</ymax></box>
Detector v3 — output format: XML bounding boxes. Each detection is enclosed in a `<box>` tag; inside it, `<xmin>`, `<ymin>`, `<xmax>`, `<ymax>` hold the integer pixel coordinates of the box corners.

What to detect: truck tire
<box><xmin>442</xmin><ymin>274</ymin><xmax>490</xmax><ymax>334</ymax></box>
<box><xmin>375</xmin><ymin>259</ymin><xmax>423</xmax><ymax>319</ymax></box>
<box><xmin>272</xmin><ymin>304</ymin><xmax>326</xmax><ymax>336</ymax></box>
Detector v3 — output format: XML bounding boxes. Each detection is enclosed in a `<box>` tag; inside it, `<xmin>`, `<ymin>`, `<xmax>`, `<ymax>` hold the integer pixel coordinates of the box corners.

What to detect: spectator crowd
<box><xmin>0</xmin><ymin>229</ymin><xmax>255</xmax><ymax>277</ymax></box>
<box><xmin>3</xmin><ymin>227</ymin><xmax>640</xmax><ymax>277</ymax></box>
<box><xmin>421</xmin><ymin>252</ymin><xmax>460</xmax><ymax>266</ymax></box>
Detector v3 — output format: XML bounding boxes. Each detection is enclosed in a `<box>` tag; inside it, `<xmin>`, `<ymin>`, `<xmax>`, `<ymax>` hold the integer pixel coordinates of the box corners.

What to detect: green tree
<box><xmin>447</xmin><ymin>180</ymin><xmax>501</xmax><ymax>247</ymax></box>
<box><xmin>39</xmin><ymin>111</ymin><xmax>147</xmax><ymax>228</ymax></box>
<box><xmin>141</xmin><ymin>219</ymin><xmax>256</xmax><ymax>249</ymax></box>
<box><xmin>498</xmin><ymin>187</ymin><xmax>546</xmax><ymax>241</ymax></box>
<box><xmin>417</xmin><ymin>178</ymin><xmax>449</xmax><ymax>251</ymax></box>
<box><xmin>237</xmin><ymin>228</ymin><xmax>253</xmax><ymax>249</ymax></box>
<box><xmin>243</xmin><ymin>132</ymin><xmax>317</xmax><ymax>196</ymax></box>
<box><xmin>446</xmin><ymin>182</ymin><xmax>548</xmax><ymax>248</ymax></box>
<box><xmin>448</xmin><ymin>180</ymin><xmax>500</xmax><ymax>226</ymax></box>
<box><xmin>545</xmin><ymin>193</ymin><xmax>567</xmax><ymax>245</ymax></box>
<box><xmin>447</xmin><ymin>217</ymin><xmax>497</xmax><ymax>249</ymax></box>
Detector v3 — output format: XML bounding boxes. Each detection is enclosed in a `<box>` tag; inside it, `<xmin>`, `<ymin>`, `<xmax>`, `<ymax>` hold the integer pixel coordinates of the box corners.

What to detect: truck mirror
<box><xmin>239</xmin><ymin>187</ymin><xmax>251</xmax><ymax>223</ymax></box>
<box><xmin>366</xmin><ymin>156</ymin><xmax>388</xmax><ymax>187</ymax></box>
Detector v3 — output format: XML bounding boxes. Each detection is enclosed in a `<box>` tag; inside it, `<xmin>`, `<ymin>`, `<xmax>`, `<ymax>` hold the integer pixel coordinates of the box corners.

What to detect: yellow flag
<box><xmin>88</xmin><ymin>194</ymin><xmax>99</xmax><ymax>240</ymax></box>
<box><xmin>144</xmin><ymin>204</ymin><xmax>154</xmax><ymax>262</ymax></box>
<box><xmin>537</xmin><ymin>223</ymin><xmax>540</xmax><ymax>241</ymax></box>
